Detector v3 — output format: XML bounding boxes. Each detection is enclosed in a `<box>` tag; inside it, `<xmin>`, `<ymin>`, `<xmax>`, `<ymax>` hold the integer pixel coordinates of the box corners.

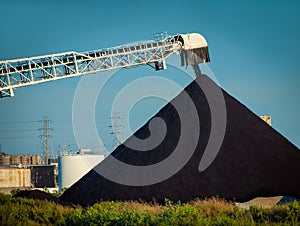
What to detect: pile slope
<box><xmin>60</xmin><ymin>75</ymin><xmax>300</xmax><ymax>206</ymax></box>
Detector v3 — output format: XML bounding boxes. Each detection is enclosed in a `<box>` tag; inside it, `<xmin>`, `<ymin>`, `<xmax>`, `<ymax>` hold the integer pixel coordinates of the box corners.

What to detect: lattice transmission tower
<box><xmin>40</xmin><ymin>116</ymin><xmax>53</xmax><ymax>165</ymax></box>
<box><xmin>112</xmin><ymin>112</ymin><xmax>123</xmax><ymax>150</ymax></box>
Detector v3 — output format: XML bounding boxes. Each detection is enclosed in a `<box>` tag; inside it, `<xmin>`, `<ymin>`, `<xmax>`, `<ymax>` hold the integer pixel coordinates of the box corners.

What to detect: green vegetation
<box><xmin>0</xmin><ymin>193</ymin><xmax>299</xmax><ymax>225</ymax></box>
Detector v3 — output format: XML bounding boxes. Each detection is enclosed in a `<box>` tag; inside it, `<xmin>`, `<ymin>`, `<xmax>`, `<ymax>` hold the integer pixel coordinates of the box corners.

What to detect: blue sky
<box><xmin>0</xmin><ymin>0</ymin><xmax>299</xmax><ymax>155</ymax></box>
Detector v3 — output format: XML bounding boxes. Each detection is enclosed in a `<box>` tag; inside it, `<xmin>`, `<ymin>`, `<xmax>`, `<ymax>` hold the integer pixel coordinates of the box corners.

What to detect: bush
<box><xmin>0</xmin><ymin>193</ymin><xmax>299</xmax><ymax>225</ymax></box>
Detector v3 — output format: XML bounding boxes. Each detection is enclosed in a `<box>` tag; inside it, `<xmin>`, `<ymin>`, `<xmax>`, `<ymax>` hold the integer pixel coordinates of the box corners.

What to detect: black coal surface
<box><xmin>15</xmin><ymin>190</ymin><xmax>73</xmax><ymax>206</ymax></box>
<box><xmin>14</xmin><ymin>190</ymin><xmax>59</xmax><ymax>202</ymax></box>
<box><xmin>60</xmin><ymin>75</ymin><xmax>300</xmax><ymax>206</ymax></box>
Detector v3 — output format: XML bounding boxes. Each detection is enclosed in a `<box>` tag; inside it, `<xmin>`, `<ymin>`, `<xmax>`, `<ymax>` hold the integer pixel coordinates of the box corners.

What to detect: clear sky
<box><xmin>0</xmin><ymin>0</ymin><xmax>299</xmax><ymax>156</ymax></box>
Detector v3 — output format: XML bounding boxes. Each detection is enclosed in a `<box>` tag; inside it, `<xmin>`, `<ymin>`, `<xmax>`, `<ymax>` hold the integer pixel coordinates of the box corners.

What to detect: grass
<box><xmin>0</xmin><ymin>193</ymin><xmax>299</xmax><ymax>225</ymax></box>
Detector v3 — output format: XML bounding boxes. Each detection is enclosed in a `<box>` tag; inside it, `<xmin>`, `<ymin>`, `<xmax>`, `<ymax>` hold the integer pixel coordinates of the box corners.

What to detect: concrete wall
<box><xmin>0</xmin><ymin>168</ymin><xmax>31</xmax><ymax>188</ymax></box>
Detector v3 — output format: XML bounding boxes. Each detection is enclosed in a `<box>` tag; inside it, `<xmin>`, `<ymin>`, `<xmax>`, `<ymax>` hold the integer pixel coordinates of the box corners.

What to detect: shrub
<box><xmin>0</xmin><ymin>194</ymin><xmax>299</xmax><ymax>225</ymax></box>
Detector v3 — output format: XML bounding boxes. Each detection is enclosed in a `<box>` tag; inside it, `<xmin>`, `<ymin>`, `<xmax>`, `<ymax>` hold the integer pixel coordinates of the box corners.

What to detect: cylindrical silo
<box><xmin>58</xmin><ymin>154</ymin><xmax>104</xmax><ymax>190</ymax></box>
<box><xmin>1</xmin><ymin>156</ymin><xmax>10</xmax><ymax>166</ymax></box>
<box><xmin>31</xmin><ymin>155</ymin><xmax>41</xmax><ymax>165</ymax></box>
<box><xmin>21</xmin><ymin>155</ymin><xmax>30</xmax><ymax>165</ymax></box>
<box><xmin>11</xmin><ymin>155</ymin><xmax>21</xmax><ymax>165</ymax></box>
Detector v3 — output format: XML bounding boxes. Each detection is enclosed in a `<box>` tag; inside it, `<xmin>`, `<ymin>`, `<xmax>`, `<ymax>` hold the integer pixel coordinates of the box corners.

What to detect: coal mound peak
<box><xmin>60</xmin><ymin>75</ymin><xmax>300</xmax><ymax>207</ymax></box>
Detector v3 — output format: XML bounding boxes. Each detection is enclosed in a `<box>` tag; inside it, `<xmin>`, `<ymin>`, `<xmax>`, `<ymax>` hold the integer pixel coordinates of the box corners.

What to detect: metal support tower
<box><xmin>98</xmin><ymin>138</ymin><xmax>104</xmax><ymax>155</ymax></box>
<box><xmin>60</xmin><ymin>140</ymin><xmax>69</xmax><ymax>156</ymax></box>
<box><xmin>40</xmin><ymin>116</ymin><xmax>52</xmax><ymax>165</ymax></box>
<box><xmin>112</xmin><ymin>112</ymin><xmax>123</xmax><ymax>150</ymax></box>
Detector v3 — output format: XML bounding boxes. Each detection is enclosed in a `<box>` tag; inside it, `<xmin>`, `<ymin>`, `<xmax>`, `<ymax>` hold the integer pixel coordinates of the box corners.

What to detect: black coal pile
<box><xmin>14</xmin><ymin>190</ymin><xmax>59</xmax><ymax>202</ymax></box>
<box><xmin>14</xmin><ymin>190</ymin><xmax>73</xmax><ymax>206</ymax></box>
<box><xmin>60</xmin><ymin>75</ymin><xmax>300</xmax><ymax>207</ymax></box>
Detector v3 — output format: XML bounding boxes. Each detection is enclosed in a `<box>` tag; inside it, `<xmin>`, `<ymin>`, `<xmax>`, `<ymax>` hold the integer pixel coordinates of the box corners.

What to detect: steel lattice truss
<box><xmin>0</xmin><ymin>40</ymin><xmax>181</xmax><ymax>97</ymax></box>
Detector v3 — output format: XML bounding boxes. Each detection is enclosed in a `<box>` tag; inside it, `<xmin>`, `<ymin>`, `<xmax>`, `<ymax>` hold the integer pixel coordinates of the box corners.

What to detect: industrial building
<box><xmin>0</xmin><ymin>167</ymin><xmax>31</xmax><ymax>194</ymax></box>
<box><xmin>0</xmin><ymin>149</ymin><xmax>104</xmax><ymax>193</ymax></box>
<box><xmin>0</xmin><ymin>165</ymin><xmax>56</xmax><ymax>194</ymax></box>
<box><xmin>30</xmin><ymin>165</ymin><xmax>56</xmax><ymax>188</ymax></box>
<box><xmin>0</xmin><ymin>154</ymin><xmax>56</xmax><ymax>194</ymax></box>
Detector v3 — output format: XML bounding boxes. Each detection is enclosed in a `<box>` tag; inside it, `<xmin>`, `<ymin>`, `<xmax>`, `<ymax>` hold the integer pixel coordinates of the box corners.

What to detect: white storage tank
<box><xmin>58</xmin><ymin>153</ymin><xmax>104</xmax><ymax>190</ymax></box>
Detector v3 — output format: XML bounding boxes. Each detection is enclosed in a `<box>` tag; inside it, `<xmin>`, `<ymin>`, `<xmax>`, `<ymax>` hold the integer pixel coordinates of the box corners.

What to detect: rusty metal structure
<box><xmin>0</xmin><ymin>168</ymin><xmax>31</xmax><ymax>188</ymax></box>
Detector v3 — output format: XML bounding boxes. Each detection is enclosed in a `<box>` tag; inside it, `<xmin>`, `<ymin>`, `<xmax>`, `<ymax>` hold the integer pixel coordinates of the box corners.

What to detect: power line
<box><xmin>0</xmin><ymin>120</ymin><xmax>40</xmax><ymax>124</ymax></box>
<box><xmin>0</xmin><ymin>136</ymin><xmax>37</xmax><ymax>139</ymax></box>
<box><xmin>0</xmin><ymin>129</ymin><xmax>40</xmax><ymax>132</ymax></box>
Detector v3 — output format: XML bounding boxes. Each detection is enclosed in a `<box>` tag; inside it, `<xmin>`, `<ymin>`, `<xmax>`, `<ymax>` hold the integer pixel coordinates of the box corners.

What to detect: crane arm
<box><xmin>0</xmin><ymin>33</ymin><xmax>210</xmax><ymax>97</ymax></box>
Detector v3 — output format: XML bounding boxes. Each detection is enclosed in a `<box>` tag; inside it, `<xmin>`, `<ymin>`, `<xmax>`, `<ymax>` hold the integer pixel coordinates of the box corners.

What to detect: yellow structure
<box><xmin>10</xmin><ymin>155</ymin><xmax>21</xmax><ymax>165</ymax></box>
<box><xmin>1</xmin><ymin>156</ymin><xmax>10</xmax><ymax>166</ymax></box>
<box><xmin>260</xmin><ymin>116</ymin><xmax>271</xmax><ymax>126</ymax></box>
<box><xmin>0</xmin><ymin>154</ymin><xmax>42</xmax><ymax>166</ymax></box>
<box><xmin>0</xmin><ymin>168</ymin><xmax>31</xmax><ymax>188</ymax></box>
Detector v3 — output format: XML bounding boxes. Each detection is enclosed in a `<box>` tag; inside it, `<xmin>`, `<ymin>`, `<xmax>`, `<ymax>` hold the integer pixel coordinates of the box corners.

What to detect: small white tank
<box><xmin>58</xmin><ymin>154</ymin><xmax>104</xmax><ymax>190</ymax></box>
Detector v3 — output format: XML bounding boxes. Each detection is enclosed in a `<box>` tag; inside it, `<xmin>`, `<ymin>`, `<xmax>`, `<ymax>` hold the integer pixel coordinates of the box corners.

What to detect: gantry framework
<box><xmin>0</xmin><ymin>39</ymin><xmax>180</xmax><ymax>97</ymax></box>
<box><xmin>0</xmin><ymin>33</ymin><xmax>210</xmax><ymax>97</ymax></box>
